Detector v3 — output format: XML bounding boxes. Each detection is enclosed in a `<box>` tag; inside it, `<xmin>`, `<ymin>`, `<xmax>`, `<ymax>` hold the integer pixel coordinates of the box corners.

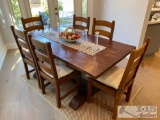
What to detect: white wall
<box><xmin>0</xmin><ymin>27</ymin><xmax>7</xmax><ymax>70</ymax></box>
<box><xmin>0</xmin><ymin>0</ymin><xmax>18</xmax><ymax>69</ymax></box>
<box><xmin>0</xmin><ymin>32</ymin><xmax>7</xmax><ymax>70</ymax></box>
<box><xmin>93</xmin><ymin>0</ymin><xmax>153</xmax><ymax>48</ymax></box>
<box><xmin>0</xmin><ymin>0</ymin><xmax>17</xmax><ymax>49</ymax></box>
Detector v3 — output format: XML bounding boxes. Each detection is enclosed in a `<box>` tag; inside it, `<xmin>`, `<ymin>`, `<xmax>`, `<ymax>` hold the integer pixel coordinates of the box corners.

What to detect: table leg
<box><xmin>69</xmin><ymin>77</ymin><xmax>98</xmax><ymax>110</ymax></box>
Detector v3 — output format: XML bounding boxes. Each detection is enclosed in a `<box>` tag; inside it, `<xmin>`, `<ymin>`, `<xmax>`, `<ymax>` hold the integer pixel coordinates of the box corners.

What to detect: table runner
<box><xmin>38</xmin><ymin>32</ymin><xmax>106</xmax><ymax>56</ymax></box>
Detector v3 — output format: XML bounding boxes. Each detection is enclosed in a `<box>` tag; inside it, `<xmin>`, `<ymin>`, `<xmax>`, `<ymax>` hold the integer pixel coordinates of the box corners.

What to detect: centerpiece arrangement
<box><xmin>59</xmin><ymin>26</ymin><xmax>81</xmax><ymax>42</ymax></box>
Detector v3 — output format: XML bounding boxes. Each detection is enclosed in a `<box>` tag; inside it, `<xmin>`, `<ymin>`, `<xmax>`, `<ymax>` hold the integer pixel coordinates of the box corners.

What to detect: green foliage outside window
<box><xmin>11</xmin><ymin>0</ymin><xmax>22</xmax><ymax>26</ymax></box>
<box><xmin>41</xmin><ymin>0</ymin><xmax>49</xmax><ymax>16</ymax></box>
<box><xmin>41</xmin><ymin>0</ymin><xmax>63</xmax><ymax>16</ymax></box>
<box><xmin>58</xmin><ymin>1</ymin><xmax>63</xmax><ymax>11</ymax></box>
<box><xmin>82</xmin><ymin>0</ymin><xmax>87</xmax><ymax>17</ymax></box>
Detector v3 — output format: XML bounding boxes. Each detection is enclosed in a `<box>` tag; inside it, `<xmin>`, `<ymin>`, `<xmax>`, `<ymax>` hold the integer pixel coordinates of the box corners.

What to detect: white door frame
<box><xmin>87</xmin><ymin>0</ymin><xmax>93</xmax><ymax>34</ymax></box>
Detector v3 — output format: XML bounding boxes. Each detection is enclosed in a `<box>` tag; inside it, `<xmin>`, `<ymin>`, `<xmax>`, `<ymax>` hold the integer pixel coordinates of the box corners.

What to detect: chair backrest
<box><xmin>73</xmin><ymin>14</ymin><xmax>90</xmax><ymax>33</ymax></box>
<box><xmin>92</xmin><ymin>18</ymin><xmax>115</xmax><ymax>42</ymax></box>
<box><xmin>10</xmin><ymin>26</ymin><xmax>34</xmax><ymax>62</ymax></box>
<box><xmin>21</xmin><ymin>16</ymin><xmax>44</xmax><ymax>32</ymax></box>
<box><xmin>118</xmin><ymin>38</ymin><xmax>150</xmax><ymax>90</ymax></box>
<box><xmin>27</xmin><ymin>35</ymin><xmax>59</xmax><ymax>81</ymax></box>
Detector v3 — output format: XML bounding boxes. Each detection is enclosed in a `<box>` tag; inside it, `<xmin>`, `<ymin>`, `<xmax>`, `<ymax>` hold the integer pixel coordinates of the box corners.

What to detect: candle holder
<box><xmin>57</xmin><ymin>22</ymin><xmax>60</xmax><ymax>33</ymax></box>
<box><xmin>82</xmin><ymin>29</ymin><xmax>88</xmax><ymax>47</ymax></box>
<box><xmin>95</xmin><ymin>31</ymin><xmax>100</xmax><ymax>52</ymax></box>
<box><xmin>84</xmin><ymin>29</ymin><xmax>88</xmax><ymax>41</ymax></box>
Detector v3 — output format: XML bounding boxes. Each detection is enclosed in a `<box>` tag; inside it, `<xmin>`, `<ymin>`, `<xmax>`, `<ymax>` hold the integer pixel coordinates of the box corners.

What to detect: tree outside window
<box><xmin>11</xmin><ymin>0</ymin><xmax>22</xmax><ymax>27</ymax></box>
<box><xmin>82</xmin><ymin>0</ymin><xmax>87</xmax><ymax>17</ymax></box>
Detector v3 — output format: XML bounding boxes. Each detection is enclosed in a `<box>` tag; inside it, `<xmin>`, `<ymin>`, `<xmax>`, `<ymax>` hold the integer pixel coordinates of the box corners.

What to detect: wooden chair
<box><xmin>27</xmin><ymin>35</ymin><xmax>81</xmax><ymax>108</ymax></box>
<box><xmin>21</xmin><ymin>16</ymin><xmax>44</xmax><ymax>32</ymax></box>
<box><xmin>87</xmin><ymin>38</ymin><xmax>150</xmax><ymax>120</ymax></box>
<box><xmin>92</xmin><ymin>18</ymin><xmax>115</xmax><ymax>43</ymax></box>
<box><xmin>10</xmin><ymin>26</ymin><xmax>41</xmax><ymax>88</ymax></box>
<box><xmin>73</xmin><ymin>14</ymin><xmax>90</xmax><ymax>33</ymax></box>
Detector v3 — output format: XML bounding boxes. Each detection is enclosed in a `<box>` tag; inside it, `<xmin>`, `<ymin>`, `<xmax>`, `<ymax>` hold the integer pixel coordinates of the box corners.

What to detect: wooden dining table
<box><xmin>31</xmin><ymin>28</ymin><xmax>136</xmax><ymax>109</ymax></box>
<box><xmin>32</xmin><ymin>28</ymin><xmax>135</xmax><ymax>78</ymax></box>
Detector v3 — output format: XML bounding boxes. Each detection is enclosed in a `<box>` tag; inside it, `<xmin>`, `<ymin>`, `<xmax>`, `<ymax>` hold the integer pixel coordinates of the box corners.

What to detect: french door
<box><xmin>29</xmin><ymin>0</ymin><xmax>50</xmax><ymax>25</ymax></box>
<box><xmin>53</xmin><ymin>0</ymin><xmax>88</xmax><ymax>27</ymax></box>
<box><xmin>57</xmin><ymin>0</ymin><xmax>74</xmax><ymax>27</ymax></box>
<box><xmin>9</xmin><ymin>0</ymin><xmax>88</xmax><ymax>28</ymax></box>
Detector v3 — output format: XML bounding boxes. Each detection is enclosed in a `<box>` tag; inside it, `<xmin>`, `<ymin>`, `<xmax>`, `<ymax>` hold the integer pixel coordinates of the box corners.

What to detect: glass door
<box><xmin>55</xmin><ymin>0</ymin><xmax>88</xmax><ymax>27</ymax></box>
<box><xmin>57</xmin><ymin>0</ymin><xmax>74</xmax><ymax>27</ymax></box>
<box><xmin>82</xmin><ymin>0</ymin><xmax>87</xmax><ymax>17</ymax></box>
<box><xmin>29</xmin><ymin>0</ymin><xmax>50</xmax><ymax>25</ymax></box>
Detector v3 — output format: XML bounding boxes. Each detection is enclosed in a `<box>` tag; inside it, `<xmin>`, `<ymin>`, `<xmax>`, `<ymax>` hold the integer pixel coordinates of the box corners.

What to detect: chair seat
<box><xmin>43</xmin><ymin>59</ymin><xmax>73</xmax><ymax>79</ymax></box>
<box><xmin>97</xmin><ymin>66</ymin><xmax>124</xmax><ymax>89</ymax></box>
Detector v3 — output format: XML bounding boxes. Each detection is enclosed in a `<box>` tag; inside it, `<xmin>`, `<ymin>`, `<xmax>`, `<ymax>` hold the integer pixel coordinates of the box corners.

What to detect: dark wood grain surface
<box><xmin>31</xmin><ymin>28</ymin><xmax>135</xmax><ymax>79</ymax></box>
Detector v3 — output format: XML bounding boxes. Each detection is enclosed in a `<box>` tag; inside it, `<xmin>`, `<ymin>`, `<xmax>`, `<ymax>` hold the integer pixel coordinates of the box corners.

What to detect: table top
<box><xmin>31</xmin><ymin>28</ymin><xmax>135</xmax><ymax>79</ymax></box>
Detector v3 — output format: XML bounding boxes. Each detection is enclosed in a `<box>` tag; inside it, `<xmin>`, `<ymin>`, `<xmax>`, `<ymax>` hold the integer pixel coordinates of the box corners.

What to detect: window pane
<box><xmin>58</xmin><ymin>0</ymin><xmax>74</xmax><ymax>27</ymax></box>
<box><xmin>29</xmin><ymin>0</ymin><xmax>50</xmax><ymax>25</ymax></box>
<box><xmin>10</xmin><ymin>0</ymin><xmax>22</xmax><ymax>28</ymax></box>
<box><xmin>82</xmin><ymin>0</ymin><xmax>87</xmax><ymax>17</ymax></box>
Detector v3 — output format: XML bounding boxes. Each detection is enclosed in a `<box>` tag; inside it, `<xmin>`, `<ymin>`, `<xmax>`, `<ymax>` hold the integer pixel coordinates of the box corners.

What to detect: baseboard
<box><xmin>6</xmin><ymin>43</ymin><xmax>17</xmax><ymax>49</ymax></box>
<box><xmin>0</xmin><ymin>46</ymin><xmax>7</xmax><ymax>70</ymax></box>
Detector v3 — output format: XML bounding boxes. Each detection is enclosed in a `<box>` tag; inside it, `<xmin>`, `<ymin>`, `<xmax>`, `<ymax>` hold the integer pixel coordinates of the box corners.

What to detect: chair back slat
<box><xmin>22</xmin><ymin>16</ymin><xmax>43</xmax><ymax>23</ymax></box>
<box><xmin>22</xmin><ymin>49</ymin><xmax>33</xmax><ymax>60</ymax></box>
<box><xmin>14</xmin><ymin>29</ymin><xmax>25</xmax><ymax>40</ymax></box>
<box><xmin>28</xmin><ymin>36</ymin><xmax>59</xmax><ymax>81</ymax></box>
<box><xmin>95</xmin><ymin>30</ymin><xmax>110</xmax><ymax>38</ymax></box>
<box><xmin>10</xmin><ymin>26</ymin><xmax>34</xmax><ymax>61</ymax></box>
<box><xmin>131</xmin><ymin>56</ymin><xmax>141</xmax><ymax>71</ymax></box>
<box><xmin>35</xmin><ymin>50</ymin><xmax>50</xmax><ymax>64</ymax></box>
<box><xmin>118</xmin><ymin>38</ymin><xmax>150</xmax><ymax>90</ymax></box>
<box><xmin>74</xmin><ymin>25</ymin><xmax>87</xmax><ymax>31</ymax></box>
<box><xmin>95</xmin><ymin>20</ymin><xmax>113</xmax><ymax>28</ymax></box>
<box><xmin>21</xmin><ymin>16</ymin><xmax>44</xmax><ymax>32</ymax></box>
<box><xmin>92</xmin><ymin>18</ymin><xmax>115</xmax><ymax>42</ymax></box>
<box><xmin>73</xmin><ymin>14</ymin><xmax>90</xmax><ymax>33</ymax></box>
<box><xmin>26</xmin><ymin>25</ymin><xmax>44</xmax><ymax>32</ymax></box>
<box><xmin>75</xmin><ymin>16</ymin><xmax>89</xmax><ymax>23</ymax></box>
<box><xmin>31</xmin><ymin>39</ymin><xmax>48</xmax><ymax>53</ymax></box>
<box><xmin>124</xmin><ymin>68</ymin><xmax>137</xmax><ymax>86</ymax></box>
<box><xmin>135</xmin><ymin>43</ymin><xmax>147</xmax><ymax>58</ymax></box>
<box><xmin>18</xmin><ymin>39</ymin><xmax>29</xmax><ymax>49</ymax></box>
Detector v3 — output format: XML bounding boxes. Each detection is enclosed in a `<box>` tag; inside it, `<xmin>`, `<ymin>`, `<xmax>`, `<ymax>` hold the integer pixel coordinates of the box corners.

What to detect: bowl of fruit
<box><xmin>59</xmin><ymin>26</ymin><xmax>81</xmax><ymax>42</ymax></box>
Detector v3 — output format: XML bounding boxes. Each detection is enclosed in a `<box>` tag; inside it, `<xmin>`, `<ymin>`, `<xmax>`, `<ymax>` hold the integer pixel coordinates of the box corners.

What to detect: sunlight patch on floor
<box><xmin>11</xmin><ymin>57</ymin><xmax>22</xmax><ymax>71</ymax></box>
<box><xmin>14</xmin><ymin>49</ymin><xmax>20</xmax><ymax>55</ymax></box>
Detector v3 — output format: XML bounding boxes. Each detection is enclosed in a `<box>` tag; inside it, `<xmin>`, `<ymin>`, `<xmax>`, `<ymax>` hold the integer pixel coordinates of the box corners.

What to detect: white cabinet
<box><xmin>145</xmin><ymin>7</ymin><xmax>160</xmax><ymax>56</ymax></box>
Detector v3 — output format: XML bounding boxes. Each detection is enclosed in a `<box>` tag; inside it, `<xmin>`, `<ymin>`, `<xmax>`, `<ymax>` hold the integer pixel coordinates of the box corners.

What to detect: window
<box><xmin>8</xmin><ymin>0</ymin><xmax>88</xmax><ymax>28</ymax></box>
<box><xmin>29</xmin><ymin>0</ymin><xmax>50</xmax><ymax>25</ymax></box>
<box><xmin>10</xmin><ymin>0</ymin><xmax>22</xmax><ymax>28</ymax></box>
<box><xmin>82</xmin><ymin>0</ymin><xmax>87</xmax><ymax>17</ymax></box>
<box><xmin>58</xmin><ymin>0</ymin><xmax>74</xmax><ymax>27</ymax></box>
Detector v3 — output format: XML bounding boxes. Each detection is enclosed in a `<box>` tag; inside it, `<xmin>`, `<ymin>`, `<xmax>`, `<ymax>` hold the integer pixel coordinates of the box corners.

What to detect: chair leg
<box><xmin>112</xmin><ymin>94</ymin><xmax>121</xmax><ymax>120</ymax></box>
<box><xmin>55</xmin><ymin>84</ymin><xmax>61</xmax><ymax>108</ymax></box>
<box><xmin>125</xmin><ymin>83</ymin><xmax>133</xmax><ymax>102</ymax></box>
<box><xmin>87</xmin><ymin>78</ymin><xmax>92</xmax><ymax>103</ymax></box>
<box><xmin>36</xmin><ymin>71</ymin><xmax>41</xmax><ymax>89</ymax></box>
<box><xmin>24</xmin><ymin>63</ymin><xmax>30</xmax><ymax>79</ymax></box>
<box><xmin>40</xmin><ymin>76</ymin><xmax>45</xmax><ymax>94</ymax></box>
